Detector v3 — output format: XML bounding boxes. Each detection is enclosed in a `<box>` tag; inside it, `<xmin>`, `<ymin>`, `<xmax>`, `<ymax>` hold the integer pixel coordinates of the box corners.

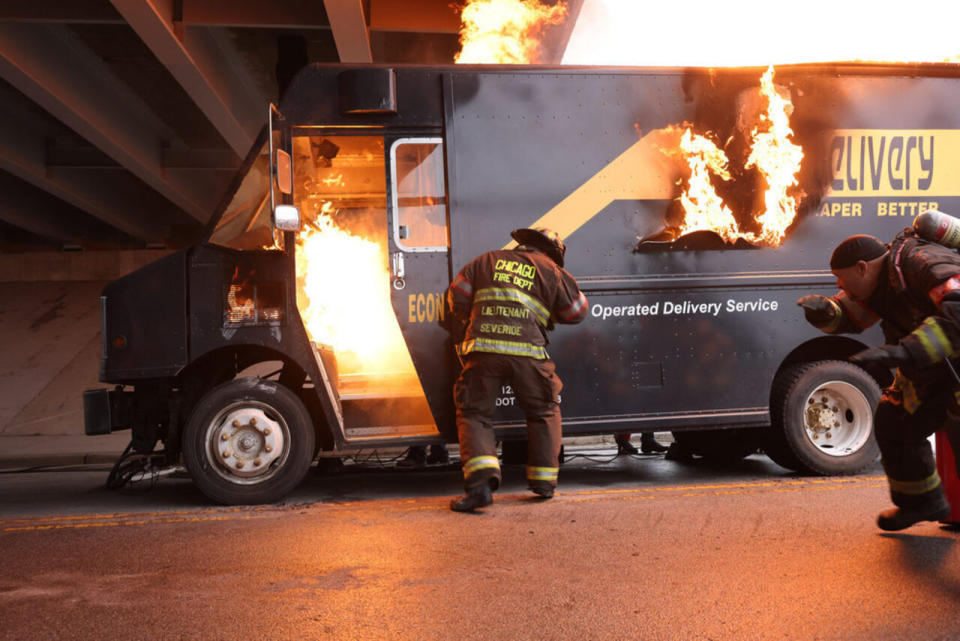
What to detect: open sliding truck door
<box><xmin>290</xmin><ymin>129</ymin><xmax>453</xmax><ymax>449</ymax></box>
<box><xmin>385</xmin><ymin>136</ymin><xmax>458</xmax><ymax>440</ymax></box>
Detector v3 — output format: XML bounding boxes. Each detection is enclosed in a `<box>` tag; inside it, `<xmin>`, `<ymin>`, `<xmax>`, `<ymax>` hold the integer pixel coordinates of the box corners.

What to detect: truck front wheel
<box><xmin>183</xmin><ymin>378</ymin><xmax>315</xmax><ymax>505</ymax></box>
<box><xmin>766</xmin><ymin>360</ymin><xmax>880</xmax><ymax>475</ymax></box>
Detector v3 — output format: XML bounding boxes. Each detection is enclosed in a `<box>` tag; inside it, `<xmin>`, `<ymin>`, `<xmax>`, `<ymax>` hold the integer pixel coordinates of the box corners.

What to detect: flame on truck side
<box><xmin>664</xmin><ymin>66</ymin><xmax>805</xmax><ymax>247</ymax></box>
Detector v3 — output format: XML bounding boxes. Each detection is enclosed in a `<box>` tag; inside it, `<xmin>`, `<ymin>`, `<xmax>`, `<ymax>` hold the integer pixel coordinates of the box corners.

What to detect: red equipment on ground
<box><xmin>935</xmin><ymin>431</ymin><xmax>960</xmax><ymax>525</ymax></box>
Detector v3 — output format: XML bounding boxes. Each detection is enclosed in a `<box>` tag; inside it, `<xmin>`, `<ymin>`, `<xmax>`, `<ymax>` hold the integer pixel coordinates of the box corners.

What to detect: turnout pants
<box><xmin>875</xmin><ymin>384</ymin><xmax>960</xmax><ymax>509</ymax></box>
<box><xmin>454</xmin><ymin>352</ymin><xmax>563</xmax><ymax>493</ymax></box>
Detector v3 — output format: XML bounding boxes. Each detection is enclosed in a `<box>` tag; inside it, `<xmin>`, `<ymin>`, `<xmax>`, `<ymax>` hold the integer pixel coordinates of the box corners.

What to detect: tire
<box><xmin>766</xmin><ymin>360</ymin><xmax>880</xmax><ymax>475</ymax></box>
<box><xmin>183</xmin><ymin>378</ymin><xmax>315</xmax><ymax>505</ymax></box>
<box><xmin>671</xmin><ymin>428</ymin><xmax>761</xmax><ymax>463</ymax></box>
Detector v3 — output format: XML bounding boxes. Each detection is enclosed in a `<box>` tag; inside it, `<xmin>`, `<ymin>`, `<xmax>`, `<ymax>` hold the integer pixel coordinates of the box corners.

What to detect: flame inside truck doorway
<box><xmin>292</xmin><ymin>136</ymin><xmax>431</xmax><ymax>410</ymax></box>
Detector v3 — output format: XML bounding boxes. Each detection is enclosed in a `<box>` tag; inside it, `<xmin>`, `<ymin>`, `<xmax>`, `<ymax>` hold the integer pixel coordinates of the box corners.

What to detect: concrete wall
<box><xmin>0</xmin><ymin>250</ymin><xmax>171</xmax><ymax>438</ymax></box>
<box><xmin>0</xmin><ymin>250</ymin><xmax>172</xmax><ymax>283</ymax></box>
<box><xmin>0</xmin><ymin>281</ymin><xmax>105</xmax><ymax>437</ymax></box>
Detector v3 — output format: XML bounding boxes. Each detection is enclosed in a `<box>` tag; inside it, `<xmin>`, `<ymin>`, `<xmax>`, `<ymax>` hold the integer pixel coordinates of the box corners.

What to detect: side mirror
<box><xmin>273</xmin><ymin>204</ymin><xmax>300</xmax><ymax>232</ymax></box>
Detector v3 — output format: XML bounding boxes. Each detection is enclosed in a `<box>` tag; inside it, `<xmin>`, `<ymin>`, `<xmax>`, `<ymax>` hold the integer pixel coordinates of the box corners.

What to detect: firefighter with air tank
<box><xmin>445</xmin><ymin>227</ymin><xmax>588</xmax><ymax>512</ymax></box>
<box><xmin>798</xmin><ymin>209</ymin><xmax>960</xmax><ymax>530</ymax></box>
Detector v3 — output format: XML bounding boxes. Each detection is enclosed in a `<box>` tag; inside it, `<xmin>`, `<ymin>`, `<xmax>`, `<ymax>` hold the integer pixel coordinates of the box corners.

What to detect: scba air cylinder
<box><xmin>913</xmin><ymin>208</ymin><xmax>960</xmax><ymax>249</ymax></box>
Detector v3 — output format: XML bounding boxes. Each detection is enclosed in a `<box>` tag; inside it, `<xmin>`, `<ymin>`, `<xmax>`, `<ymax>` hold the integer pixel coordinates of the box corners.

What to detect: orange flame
<box><xmin>295</xmin><ymin>215</ymin><xmax>413</xmax><ymax>380</ymax></box>
<box><xmin>745</xmin><ymin>67</ymin><xmax>804</xmax><ymax>246</ymax></box>
<box><xmin>668</xmin><ymin>66</ymin><xmax>803</xmax><ymax>247</ymax></box>
<box><xmin>455</xmin><ymin>0</ymin><xmax>568</xmax><ymax>64</ymax></box>
<box><xmin>675</xmin><ymin>127</ymin><xmax>738</xmax><ymax>243</ymax></box>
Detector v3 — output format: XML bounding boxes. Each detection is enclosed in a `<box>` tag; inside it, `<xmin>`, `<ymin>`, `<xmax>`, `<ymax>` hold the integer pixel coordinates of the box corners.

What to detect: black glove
<box><xmin>849</xmin><ymin>344</ymin><xmax>910</xmax><ymax>368</ymax></box>
<box><xmin>797</xmin><ymin>295</ymin><xmax>837</xmax><ymax>327</ymax></box>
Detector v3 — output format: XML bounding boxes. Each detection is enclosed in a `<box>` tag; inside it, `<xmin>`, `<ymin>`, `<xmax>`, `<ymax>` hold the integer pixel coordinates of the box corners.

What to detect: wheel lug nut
<box><xmin>222</xmin><ymin>450</ymin><xmax>231</xmax><ymax>458</ymax></box>
<box><xmin>254</xmin><ymin>459</ymin><xmax>262</xmax><ymax>466</ymax></box>
<box><xmin>265</xmin><ymin>445</ymin><xmax>273</xmax><ymax>453</ymax></box>
<box><xmin>250</xmin><ymin>417</ymin><xmax>257</xmax><ymax>426</ymax></box>
<box><xmin>813</xmin><ymin>434</ymin><xmax>819</xmax><ymax>440</ymax></box>
<box><xmin>826</xmin><ymin>433</ymin><xmax>832</xmax><ymax>439</ymax></box>
<box><xmin>221</xmin><ymin>433</ymin><xmax>230</xmax><ymax>441</ymax></box>
<box><xmin>263</xmin><ymin>427</ymin><xmax>272</xmax><ymax>436</ymax></box>
<box><xmin>236</xmin><ymin>461</ymin><xmax>244</xmax><ymax>469</ymax></box>
<box><xmin>834</xmin><ymin>421</ymin><xmax>840</xmax><ymax>427</ymax></box>
<box><xmin>232</xmin><ymin>420</ymin><xmax>239</xmax><ymax>427</ymax></box>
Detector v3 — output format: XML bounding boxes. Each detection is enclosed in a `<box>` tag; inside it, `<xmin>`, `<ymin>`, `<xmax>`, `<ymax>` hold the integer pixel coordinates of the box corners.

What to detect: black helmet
<box><xmin>510</xmin><ymin>227</ymin><xmax>566</xmax><ymax>267</ymax></box>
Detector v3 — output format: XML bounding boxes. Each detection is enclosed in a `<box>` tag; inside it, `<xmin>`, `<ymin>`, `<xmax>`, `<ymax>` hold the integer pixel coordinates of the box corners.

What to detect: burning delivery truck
<box><xmin>83</xmin><ymin>61</ymin><xmax>960</xmax><ymax>504</ymax></box>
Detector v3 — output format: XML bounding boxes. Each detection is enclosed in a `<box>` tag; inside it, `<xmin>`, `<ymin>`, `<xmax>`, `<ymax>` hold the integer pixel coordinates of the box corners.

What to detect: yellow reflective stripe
<box><xmin>912</xmin><ymin>317</ymin><xmax>955</xmax><ymax>362</ymax></box>
<box><xmin>526</xmin><ymin>466</ymin><xmax>559</xmax><ymax>481</ymax></box>
<box><xmin>889</xmin><ymin>471</ymin><xmax>942</xmax><ymax>495</ymax></box>
<box><xmin>914</xmin><ymin>327</ymin><xmax>939</xmax><ymax>361</ymax></box>
<box><xmin>926</xmin><ymin>318</ymin><xmax>956</xmax><ymax>357</ymax></box>
<box><xmin>458</xmin><ymin>338</ymin><xmax>548</xmax><ymax>359</ymax></box>
<box><xmin>475</xmin><ymin>287</ymin><xmax>550</xmax><ymax>326</ymax></box>
<box><xmin>463</xmin><ymin>455</ymin><xmax>500</xmax><ymax>478</ymax></box>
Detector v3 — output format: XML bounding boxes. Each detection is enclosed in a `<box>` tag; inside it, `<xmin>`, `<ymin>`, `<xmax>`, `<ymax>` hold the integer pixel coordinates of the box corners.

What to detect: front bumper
<box><xmin>83</xmin><ymin>388</ymin><xmax>133</xmax><ymax>435</ymax></box>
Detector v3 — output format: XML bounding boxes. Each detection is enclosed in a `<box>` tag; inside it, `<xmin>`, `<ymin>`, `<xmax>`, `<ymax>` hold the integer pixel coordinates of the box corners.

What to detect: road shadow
<box><xmin>879</xmin><ymin>531</ymin><xmax>960</xmax><ymax>601</ymax></box>
<box><xmin>289</xmin><ymin>452</ymin><xmax>863</xmax><ymax>505</ymax></box>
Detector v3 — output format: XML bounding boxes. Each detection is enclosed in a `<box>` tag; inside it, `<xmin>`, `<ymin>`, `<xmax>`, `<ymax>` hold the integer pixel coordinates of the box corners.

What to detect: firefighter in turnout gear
<box><xmin>446</xmin><ymin>227</ymin><xmax>588</xmax><ymax>512</ymax></box>
<box><xmin>798</xmin><ymin>231</ymin><xmax>960</xmax><ymax>530</ymax></box>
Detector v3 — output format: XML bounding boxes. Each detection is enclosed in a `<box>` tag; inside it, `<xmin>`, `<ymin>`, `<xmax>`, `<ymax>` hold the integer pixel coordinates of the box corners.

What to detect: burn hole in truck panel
<box><xmin>224</xmin><ymin>280</ymin><xmax>284</xmax><ymax>327</ymax></box>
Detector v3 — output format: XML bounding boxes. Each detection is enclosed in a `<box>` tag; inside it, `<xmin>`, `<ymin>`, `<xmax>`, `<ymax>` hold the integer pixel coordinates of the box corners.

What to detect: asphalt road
<box><xmin>1</xmin><ymin>451</ymin><xmax>958</xmax><ymax>640</ymax></box>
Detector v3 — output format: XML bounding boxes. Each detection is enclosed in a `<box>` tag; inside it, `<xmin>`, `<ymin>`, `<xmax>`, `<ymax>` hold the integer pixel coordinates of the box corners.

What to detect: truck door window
<box><xmin>210</xmin><ymin>140</ymin><xmax>283</xmax><ymax>251</ymax></box>
<box><xmin>390</xmin><ymin>138</ymin><xmax>447</xmax><ymax>252</ymax></box>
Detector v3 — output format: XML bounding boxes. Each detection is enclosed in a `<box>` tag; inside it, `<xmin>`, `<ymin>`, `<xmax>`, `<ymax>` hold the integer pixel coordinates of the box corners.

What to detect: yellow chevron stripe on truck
<box><xmin>503</xmin><ymin>129</ymin><xmax>677</xmax><ymax>249</ymax></box>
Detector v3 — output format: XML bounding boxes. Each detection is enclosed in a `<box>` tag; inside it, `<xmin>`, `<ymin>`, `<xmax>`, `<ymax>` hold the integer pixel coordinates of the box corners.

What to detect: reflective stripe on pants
<box><xmin>875</xmin><ymin>389</ymin><xmax>953</xmax><ymax>509</ymax></box>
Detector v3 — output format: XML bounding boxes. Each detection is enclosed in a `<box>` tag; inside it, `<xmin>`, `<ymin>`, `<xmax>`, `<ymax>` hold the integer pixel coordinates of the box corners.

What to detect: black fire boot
<box><xmin>616</xmin><ymin>439</ymin><xmax>639</xmax><ymax>456</ymax></box>
<box><xmin>426</xmin><ymin>444</ymin><xmax>450</xmax><ymax>465</ymax></box>
<box><xmin>640</xmin><ymin>433</ymin><xmax>668</xmax><ymax>454</ymax></box>
<box><xmin>877</xmin><ymin>500</ymin><xmax>951</xmax><ymax>531</ymax></box>
<box><xmin>450</xmin><ymin>485</ymin><xmax>493</xmax><ymax>512</ymax></box>
<box><xmin>664</xmin><ymin>442</ymin><xmax>694</xmax><ymax>462</ymax></box>
<box><xmin>529</xmin><ymin>482</ymin><xmax>555</xmax><ymax>499</ymax></box>
<box><xmin>396</xmin><ymin>446</ymin><xmax>427</xmax><ymax>469</ymax></box>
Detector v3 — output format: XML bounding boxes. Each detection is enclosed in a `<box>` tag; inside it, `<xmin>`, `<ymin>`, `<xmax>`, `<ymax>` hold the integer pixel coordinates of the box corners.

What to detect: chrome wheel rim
<box><xmin>801</xmin><ymin>380</ymin><xmax>872</xmax><ymax>457</ymax></box>
<box><xmin>205</xmin><ymin>401</ymin><xmax>289</xmax><ymax>484</ymax></box>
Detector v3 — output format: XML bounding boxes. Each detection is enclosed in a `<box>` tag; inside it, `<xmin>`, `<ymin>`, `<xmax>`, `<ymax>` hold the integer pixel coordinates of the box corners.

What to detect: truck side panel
<box><xmin>443</xmin><ymin>68</ymin><xmax>960</xmax><ymax>431</ymax></box>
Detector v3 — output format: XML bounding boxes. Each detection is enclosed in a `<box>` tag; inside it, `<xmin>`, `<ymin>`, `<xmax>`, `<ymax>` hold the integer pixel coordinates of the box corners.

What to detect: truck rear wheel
<box><xmin>766</xmin><ymin>360</ymin><xmax>880</xmax><ymax>475</ymax></box>
<box><xmin>183</xmin><ymin>378</ymin><xmax>315</xmax><ymax>505</ymax></box>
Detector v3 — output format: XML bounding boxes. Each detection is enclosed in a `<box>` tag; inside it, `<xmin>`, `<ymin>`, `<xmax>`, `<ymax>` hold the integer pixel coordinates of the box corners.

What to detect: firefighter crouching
<box><xmin>445</xmin><ymin>227</ymin><xmax>588</xmax><ymax>512</ymax></box>
<box><xmin>798</xmin><ymin>231</ymin><xmax>960</xmax><ymax>530</ymax></box>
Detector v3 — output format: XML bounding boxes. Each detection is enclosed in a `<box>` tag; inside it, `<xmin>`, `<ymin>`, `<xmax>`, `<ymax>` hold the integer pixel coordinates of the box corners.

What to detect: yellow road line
<box><xmin>0</xmin><ymin>505</ymin><xmax>272</xmax><ymax>525</ymax></box>
<box><xmin>0</xmin><ymin>476</ymin><xmax>889</xmax><ymax>533</ymax></box>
